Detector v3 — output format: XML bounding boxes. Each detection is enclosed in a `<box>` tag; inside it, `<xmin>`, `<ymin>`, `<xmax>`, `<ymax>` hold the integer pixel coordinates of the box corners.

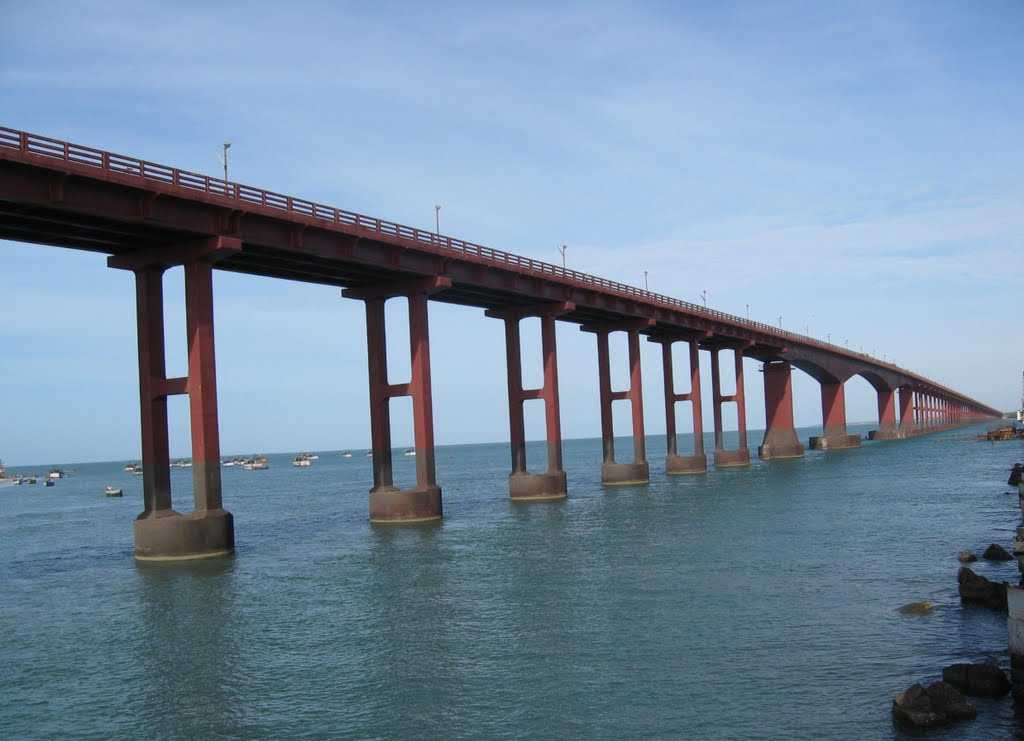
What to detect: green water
<box><xmin>1</xmin><ymin>424</ymin><xmax>1021</xmax><ymax>739</ymax></box>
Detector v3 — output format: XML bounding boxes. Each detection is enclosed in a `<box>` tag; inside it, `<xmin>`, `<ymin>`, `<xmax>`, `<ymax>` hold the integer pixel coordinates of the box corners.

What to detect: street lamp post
<box><xmin>644</xmin><ymin>270</ymin><xmax>648</xmax><ymax>290</ymax></box>
<box><xmin>700</xmin><ymin>290</ymin><xmax>707</xmax><ymax>307</ymax></box>
<box><xmin>221</xmin><ymin>141</ymin><xmax>231</xmax><ymax>184</ymax></box>
<box><xmin>434</xmin><ymin>204</ymin><xmax>442</xmax><ymax>235</ymax></box>
<box><xmin>557</xmin><ymin>244</ymin><xmax>567</xmax><ymax>268</ymax></box>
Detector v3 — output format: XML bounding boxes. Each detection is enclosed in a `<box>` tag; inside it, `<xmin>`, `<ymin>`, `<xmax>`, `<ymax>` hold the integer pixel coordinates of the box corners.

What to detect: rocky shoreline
<box><xmin>892</xmin><ymin>462</ymin><xmax>1024</xmax><ymax>730</ymax></box>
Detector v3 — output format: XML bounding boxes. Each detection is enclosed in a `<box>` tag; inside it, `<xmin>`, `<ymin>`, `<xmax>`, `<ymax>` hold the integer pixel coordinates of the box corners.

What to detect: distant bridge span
<box><xmin>0</xmin><ymin>127</ymin><xmax>1000</xmax><ymax>560</ymax></box>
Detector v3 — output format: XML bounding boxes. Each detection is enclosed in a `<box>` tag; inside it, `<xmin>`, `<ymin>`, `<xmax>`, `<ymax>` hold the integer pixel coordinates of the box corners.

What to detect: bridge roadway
<box><xmin>0</xmin><ymin>127</ymin><xmax>1001</xmax><ymax>560</ymax></box>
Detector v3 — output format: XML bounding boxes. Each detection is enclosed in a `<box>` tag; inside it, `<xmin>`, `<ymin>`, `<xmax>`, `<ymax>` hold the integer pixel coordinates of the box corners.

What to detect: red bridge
<box><xmin>0</xmin><ymin>127</ymin><xmax>1000</xmax><ymax>561</ymax></box>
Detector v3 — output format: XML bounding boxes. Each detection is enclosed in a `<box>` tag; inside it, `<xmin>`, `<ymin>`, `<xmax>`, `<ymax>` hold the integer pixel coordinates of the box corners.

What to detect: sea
<box><xmin>1</xmin><ymin>423</ymin><xmax>1021</xmax><ymax>740</ymax></box>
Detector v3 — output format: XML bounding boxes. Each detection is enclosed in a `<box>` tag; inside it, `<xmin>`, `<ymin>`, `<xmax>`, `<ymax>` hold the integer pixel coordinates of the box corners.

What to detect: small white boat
<box><xmin>341</xmin><ymin>451</ymin><xmax>353</xmax><ymax>458</ymax></box>
<box><xmin>292</xmin><ymin>456</ymin><xmax>312</xmax><ymax>468</ymax></box>
<box><xmin>244</xmin><ymin>456</ymin><xmax>269</xmax><ymax>471</ymax></box>
<box><xmin>104</xmin><ymin>485</ymin><xmax>123</xmax><ymax>497</ymax></box>
<box><xmin>403</xmin><ymin>449</ymin><xmax>416</xmax><ymax>457</ymax></box>
<box><xmin>48</xmin><ymin>468</ymin><xmax>66</xmax><ymax>480</ymax></box>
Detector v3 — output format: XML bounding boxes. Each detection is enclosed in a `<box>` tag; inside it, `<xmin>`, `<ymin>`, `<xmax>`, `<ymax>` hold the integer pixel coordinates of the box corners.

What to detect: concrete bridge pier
<box><xmin>649</xmin><ymin>333</ymin><xmax>707</xmax><ymax>474</ymax></box>
<box><xmin>758</xmin><ymin>361</ymin><xmax>804</xmax><ymax>460</ymax></box>
<box><xmin>809</xmin><ymin>379</ymin><xmax>861</xmax><ymax>450</ymax></box>
<box><xmin>110</xmin><ymin>237</ymin><xmax>238</xmax><ymax>561</ymax></box>
<box><xmin>487</xmin><ymin>302</ymin><xmax>571</xmax><ymax>501</ymax></box>
<box><xmin>586</xmin><ymin>320</ymin><xmax>651</xmax><ymax>485</ymax></box>
<box><xmin>709</xmin><ymin>343</ymin><xmax>751</xmax><ymax>467</ymax></box>
<box><xmin>897</xmin><ymin>387</ymin><xmax>916</xmax><ymax>438</ymax></box>
<box><xmin>344</xmin><ymin>277</ymin><xmax>449</xmax><ymax>523</ymax></box>
<box><xmin>868</xmin><ymin>386</ymin><xmax>900</xmax><ymax>440</ymax></box>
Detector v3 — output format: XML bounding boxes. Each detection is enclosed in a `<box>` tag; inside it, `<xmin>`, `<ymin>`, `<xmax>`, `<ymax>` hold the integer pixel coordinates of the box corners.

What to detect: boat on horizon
<box><xmin>341</xmin><ymin>450</ymin><xmax>353</xmax><ymax>458</ymax></box>
<box><xmin>244</xmin><ymin>456</ymin><xmax>269</xmax><ymax>471</ymax></box>
<box><xmin>104</xmin><ymin>485</ymin><xmax>123</xmax><ymax>497</ymax></box>
<box><xmin>292</xmin><ymin>454</ymin><xmax>313</xmax><ymax>468</ymax></box>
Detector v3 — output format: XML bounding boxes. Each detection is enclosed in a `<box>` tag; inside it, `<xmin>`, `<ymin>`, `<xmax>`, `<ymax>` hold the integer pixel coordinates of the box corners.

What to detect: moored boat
<box><xmin>104</xmin><ymin>485</ymin><xmax>123</xmax><ymax>497</ymax></box>
<box><xmin>341</xmin><ymin>450</ymin><xmax>353</xmax><ymax>458</ymax></box>
<box><xmin>0</xmin><ymin>460</ymin><xmax>14</xmax><ymax>488</ymax></box>
<box><xmin>293</xmin><ymin>454</ymin><xmax>312</xmax><ymax>467</ymax></box>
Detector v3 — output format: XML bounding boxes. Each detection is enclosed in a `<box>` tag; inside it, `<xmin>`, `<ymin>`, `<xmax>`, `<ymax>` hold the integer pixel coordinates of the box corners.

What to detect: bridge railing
<box><xmin>0</xmin><ymin>126</ymin><xmax>981</xmax><ymax>407</ymax></box>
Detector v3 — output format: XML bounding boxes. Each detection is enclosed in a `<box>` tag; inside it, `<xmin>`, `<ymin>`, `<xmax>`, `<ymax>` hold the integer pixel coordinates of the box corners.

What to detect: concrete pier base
<box><xmin>809</xmin><ymin>434</ymin><xmax>862</xmax><ymax>451</ymax></box>
<box><xmin>1008</xmin><ymin>587</ymin><xmax>1024</xmax><ymax>673</ymax></box>
<box><xmin>369</xmin><ymin>486</ymin><xmax>442</xmax><ymax>524</ymax></box>
<box><xmin>133</xmin><ymin>509</ymin><xmax>234</xmax><ymax>561</ymax></box>
<box><xmin>868</xmin><ymin>427</ymin><xmax>902</xmax><ymax>441</ymax></box>
<box><xmin>714</xmin><ymin>449</ymin><xmax>751</xmax><ymax>468</ymax></box>
<box><xmin>666</xmin><ymin>453</ymin><xmax>707</xmax><ymax>475</ymax></box>
<box><xmin>758</xmin><ymin>430</ymin><xmax>804</xmax><ymax>460</ymax></box>
<box><xmin>602</xmin><ymin>461</ymin><xmax>650</xmax><ymax>485</ymax></box>
<box><xmin>509</xmin><ymin>471</ymin><xmax>567</xmax><ymax>501</ymax></box>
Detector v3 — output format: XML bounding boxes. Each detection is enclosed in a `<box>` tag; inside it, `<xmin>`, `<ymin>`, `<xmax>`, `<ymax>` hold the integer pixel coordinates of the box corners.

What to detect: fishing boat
<box><xmin>292</xmin><ymin>454</ymin><xmax>313</xmax><ymax>467</ymax></box>
<box><xmin>244</xmin><ymin>456</ymin><xmax>269</xmax><ymax>471</ymax></box>
<box><xmin>48</xmin><ymin>468</ymin><xmax>66</xmax><ymax>480</ymax></box>
<box><xmin>341</xmin><ymin>451</ymin><xmax>353</xmax><ymax>458</ymax></box>
<box><xmin>124</xmin><ymin>463</ymin><xmax>143</xmax><ymax>475</ymax></box>
<box><xmin>0</xmin><ymin>460</ymin><xmax>14</xmax><ymax>488</ymax></box>
<box><xmin>403</xmin><ymin>449</ymin><xmax>416</xmax><ymax>457</ymax></box>
<box><xmin>104</xmin><ymin>485</ymin><xmax>123</xmax><ymax>497</ymax></box>
<box><xmin>44</xmin><ymin>479</ymin><xmax>55</xmax><ymax>487</ymax></box>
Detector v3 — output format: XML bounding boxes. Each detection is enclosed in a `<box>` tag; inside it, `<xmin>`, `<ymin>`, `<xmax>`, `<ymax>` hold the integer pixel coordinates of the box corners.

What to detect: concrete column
<box><xmin>810</xmin><ymin>379</ymin><xmax>861</xmax><ymax>450</ymax></box>
<box><xmin>130</xmin><ymin>262</ymin><xmax>234</xmax><ymax>561</ymax></box>
<box><xmin>710</xmin><ymin>345</ymin><xmax>751</xmax><ymax>467</ymax></box>
<box><xmin>494</xmin><ymin>307</ymin><xmax>568</xmax><ymax>501</ymax></box>
<box><xmin>653</xmin><ymin>337</ymin><xmax>707</xmax><ymax>474</ymax></box>
<box><xmin>344</xmin><ymin>277</ymin><xmax>450</xmax><ymax>523</ymax></box>
<box><xmin>758</xmin><ymin>361</ymin><xmax>804</xmax><ymax>460</ymax></box>
<box><xmin>594</xmin><ymin>328</ymin><xmax>650</xmax><ymax>485</ymax></box>
<box><xmin>184</xmin><ymin>261</ymin><xmax>224</xmax><ymax>513</ymax></box>
<box><xmin>870</xmin><ymin>386</ymin><xmax>899</xmax><ymax>440</ymax></box>
<box><xmin>897</xmin><ymin>387</ymin><xmax>915</xmax><ymax>437</ymax></box>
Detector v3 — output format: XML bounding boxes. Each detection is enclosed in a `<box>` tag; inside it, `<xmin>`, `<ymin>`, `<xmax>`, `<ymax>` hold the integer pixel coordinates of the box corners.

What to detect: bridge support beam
<box><xmin>488</xmin><ymin>303</ymin><xmax>570</xmax><ymax>501</ymax></box>
<box><xmin>345</xmin><ymin>277</ymin><xmax>449</xmax><ymax>523</ymax></box>
<box><xmin>758</xmin><ymin>361</ymin><xmax>804</xmax><ymax>460</ymax></box>
<box><xmin>809</xmin><ymin>380</ymin><xmax>861</xmax><ymax>450</ymax></box>
<box><xmin>587</xmin><ymin>322</ymin><xmax>650</xmax><ymax>485</ymax></box>
<box><xmin>649</xmin><ymin>334</ymin><xmax>707</xmax><ymax>474</ymax></box>
<box><xmin>897</xmin><ymin>387</ymin><xmax>916</xmax><ymax>438</ymax></box>
<box><xmin>709</xmin><ymin>345</ymin><xmax>751</xmax><ymax>467</ymax></box>
<box><xmin>868</xmin><ymin>387</ymin><xmax>900</xmax><ymax>440</ymax></box>
<box><xmin>121</xmin><ymin>256</ymin><xmax>234</xmax><ymax>561</ymax></box>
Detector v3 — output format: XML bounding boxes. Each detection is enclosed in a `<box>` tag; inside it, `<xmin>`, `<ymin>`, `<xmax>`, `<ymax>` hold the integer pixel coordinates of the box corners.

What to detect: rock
<box><xmin>983</xmin><ymin>543</ymin><xmax>1014</xmax><ymax>561</ymax></box>
<box><xmin>892</xmin><ymin>682</ymin><xmax>977</xmax><ymax>728</ymax></box>
<box><xmin>942</xmin><ymin>662</ymin><xmax>1011</xmax><ymax>697</ymax></box>
<box><xmin>898</xmin><ymin>601</ymin><xmax>936</xmax><ymax>616</ymax></box>
<box><xmin>957</xmin><ymin>567</ymin><xmax>1008</xmax><ymax>610</ymax></box>
<box><xmin>958</xmin><ymin>550</ymin><xmax>978</xmax><ymax>563</ymax></box>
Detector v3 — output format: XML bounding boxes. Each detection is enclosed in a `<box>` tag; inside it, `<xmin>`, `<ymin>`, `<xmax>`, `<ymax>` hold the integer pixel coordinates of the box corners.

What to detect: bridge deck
<box><xmin>0</xmin><ymin>126</ymin><xmax>998</xmax><ymax>414</ymax></box>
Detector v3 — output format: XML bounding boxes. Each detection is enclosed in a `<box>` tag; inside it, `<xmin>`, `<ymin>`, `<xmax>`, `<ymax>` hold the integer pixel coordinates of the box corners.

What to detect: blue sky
<box><xmin>1</xmin><ymin>1</ymin><xmax>1021</xmax><ymax>465</ymax></box>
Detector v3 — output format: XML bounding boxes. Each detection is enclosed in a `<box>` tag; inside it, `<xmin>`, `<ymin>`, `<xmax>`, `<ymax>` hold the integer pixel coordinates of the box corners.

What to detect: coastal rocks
<box><xmin>957</xmin><ymin>567</ymin><xmax>1008</xmax><ymax>610</ymax></box>
<box><xmin>942</xmin><ymin>663</ymin><xmax>1011</xmax><ymax>697</ymax></box>
<box><xmin>958</xmin><ymin>550</ymin><xmax>978</xmax><ymax>563</ymax></box>
<box><xmin>892</xmin><ymin>682</ymin><xmax>977</xmax><ymax>728</ymax></box>
<box><xmin>983</xmin><ymin>543</ymin><xmax>1014</xmax><ymax>561</ymax></box>
<box><xmin>898</xmin><ymin>601</ymin><xmax>936</xmax><ymax>616</ymax></box>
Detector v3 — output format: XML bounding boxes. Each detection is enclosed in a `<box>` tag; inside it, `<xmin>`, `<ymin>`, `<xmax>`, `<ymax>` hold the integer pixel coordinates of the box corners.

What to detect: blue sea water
<box><xmin>1</xmin><ymin>423</ymin><xmax>1021</xmax><ymax>740</ymax></box>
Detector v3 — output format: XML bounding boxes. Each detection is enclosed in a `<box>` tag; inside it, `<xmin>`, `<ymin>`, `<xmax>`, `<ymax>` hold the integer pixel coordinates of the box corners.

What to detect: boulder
<box><xmin>958</xmin><ymin>550</ymin><xmax>978</xmax><ymax>563</ymax></box>
<box><xmin>983</xmin><ymin>543</ymin><xmax>1014</xmax><ymax>561</ymax></box>
<box><xmin>897</xmin><ymin>601</ymin><xmax>935</xmax><ymax>616</ymax></box>
<box><xmin>957</xmin><ymin>567</ymin><xmax>1008</xmax><ymax>610</ymax></box>
<box><xmin>942</xmin><ymin>662</ymin><xmax>1011</xmax><ymax>697</ymax></box>
<box><xmin>892</xmin><ymin>682</ymin><xmax>977</xmax><ymax>728</ymax></box>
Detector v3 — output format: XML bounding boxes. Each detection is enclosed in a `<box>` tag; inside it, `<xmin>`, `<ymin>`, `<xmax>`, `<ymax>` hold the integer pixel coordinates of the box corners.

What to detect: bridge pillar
<box><xmin>586</xmin><ymin>321</ymin><xmax>650</xmax><ymax>485</ymax></box>
<box><xmin>809</xmin><ymin>380</ymin><xmax>861</xmax><ymax>450</ymax></box>
<box><xmin>709</xmin><ymin>345</ymin><xmax>751</xmax><ymax>467</ymax></box>
<box><xmin>121</xmin><ymin>257</ymin><xmax>234</xmax><ymax>561</ymax></box>
<box><xmin>758</xmin><ymin>361</ymin><xmax>804</xmax><ymax>460</ymax></box>
<box><xmin>487</xmin><ymin>303</ymin><xmax>571</xmax><ymax>501</ymax></box>
<box><xmin>108</xmin><ymin>238</ymin><xmax>240</xmax><ymax>561</ymax></box>
<box><xmin>345</xmin><ymin>277</ymin><xmax>449</xmax><ymax>523</ymax></box>
<box><xmin>648</xmin><ymin>334</ymin><xmax>707</xmax><ymax>474</ymax></box>
<box><xmin>869</xmin><ymin>387</ymin><xmax>899</xmax><ymax>440</ymax></box>
<box><xmin>897</xmin><ymin>387</ymin><xmax>915</xmax><ymax>437</ymax></box>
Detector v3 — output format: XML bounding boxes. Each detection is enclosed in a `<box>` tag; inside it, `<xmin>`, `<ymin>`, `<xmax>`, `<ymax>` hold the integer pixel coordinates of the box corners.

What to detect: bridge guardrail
<box><xmin>0</xmin><ymin>126</ymin><xmax>987</xmax><ymax>409</ymax></box>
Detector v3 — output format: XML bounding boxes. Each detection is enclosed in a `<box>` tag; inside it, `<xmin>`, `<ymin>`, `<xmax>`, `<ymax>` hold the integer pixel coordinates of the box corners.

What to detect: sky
<box><xmin>1</xmin><ymin>1</ymin><xmax>1021</xmax><ymax>465</ymax></box>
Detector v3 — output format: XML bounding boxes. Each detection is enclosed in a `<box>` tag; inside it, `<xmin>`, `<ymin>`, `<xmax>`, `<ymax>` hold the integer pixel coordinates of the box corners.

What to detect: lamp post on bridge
<box><xmin>700</xmin><ymin>290</ymin><xmax>707</xmax><ymax>308</ymax></box>
<box><xmin>220</xmin><ymin>141</ymin><xmax>231</xmax><ymax>183</ymax></box>
<box><xmin>644</xmin><ymin>270</ymin><xmax>648</xmax><ymax>290</ymax></box>
<box><xmin>434</xmin><ymin>204</ymin><xmax>442</xmax><ymax>235</ymax></box>
<box><xmin>557</xmin><ymin>244</ymin><xmax>567</xmax><ymax>269</ymax></box>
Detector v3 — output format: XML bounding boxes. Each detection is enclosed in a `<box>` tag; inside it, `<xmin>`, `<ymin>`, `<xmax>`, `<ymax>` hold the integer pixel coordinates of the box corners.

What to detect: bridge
<box><xmin>0</xmin><ymin>127</ymin><xmax>1001</xmax><ymax>561</ymax></box>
